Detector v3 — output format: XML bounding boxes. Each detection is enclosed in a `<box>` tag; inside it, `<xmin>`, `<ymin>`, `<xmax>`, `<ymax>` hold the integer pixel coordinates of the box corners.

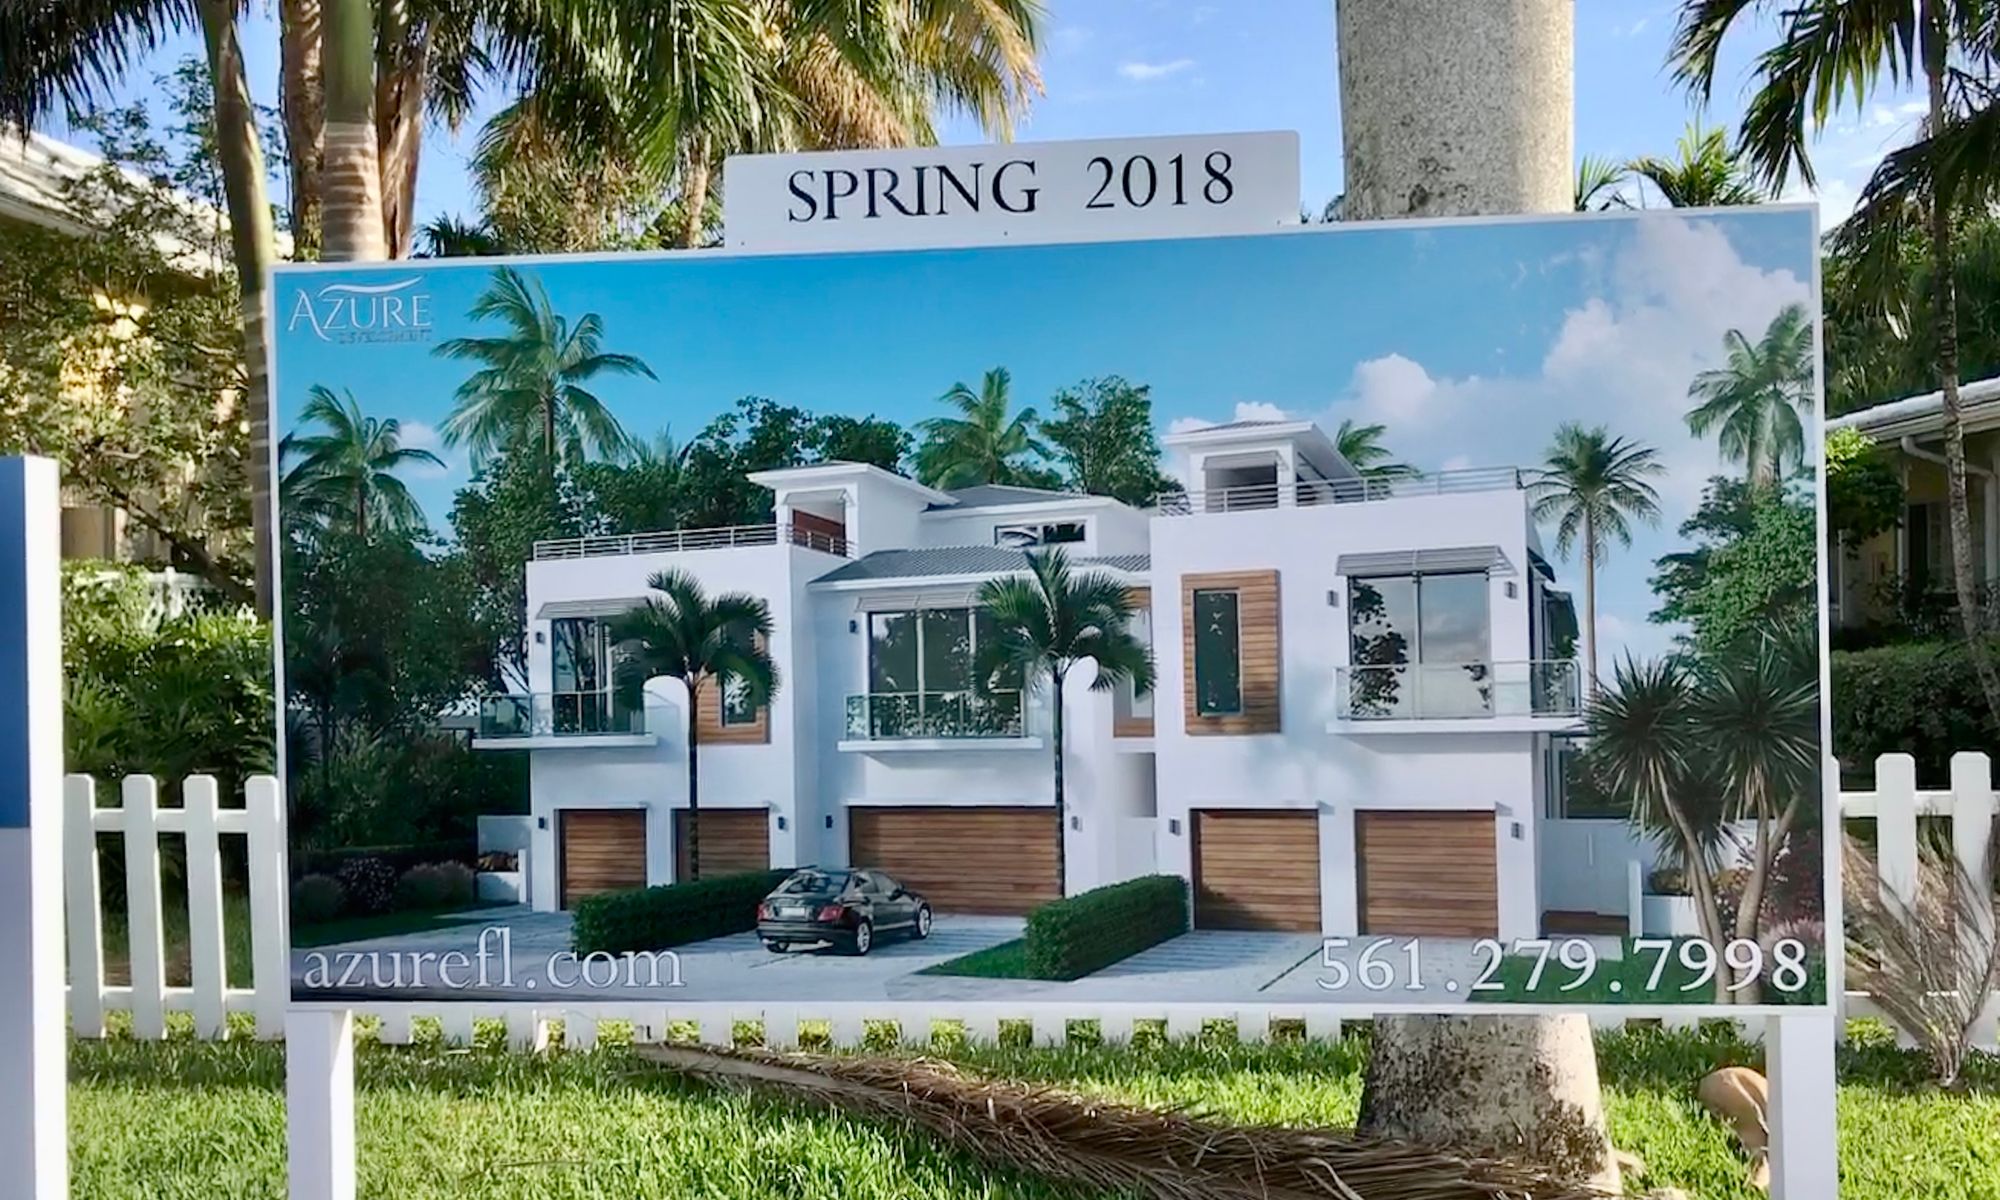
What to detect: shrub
<box><xmin>1023</xmin><ymin>875</ymin><xmax>1189</xmax><ymax>981</ymax></box>
<box><xmin>334</xmin><ymin>857</ymin><xmax>398</xmax><ymax>915</ymax></box>
<box><xmin>395</xmin><ymin>862</ymin><xmax>477</xmax><ymax>911</ymax></box>
<box><xmin>291</xmin><ymin>874</ymin><xmax>347</xmax><ymax>925</ymax></box>
<box><xmin>1831</xmin><ymin>638</ymin><xmax>2000</xmax><ymax>785</ymax></box>
<box><xmin>1646</xmin><ymin>867</ymin><xmax>1690</xmax><ymax>896</ymax></box>
<box><xmin>296</xmin><ymin>838</ymin><xmax>477</xmax><ymax>880</ymax></box>
<box><xmin>572</xmin><ymin>869</ymin><xmax>790</xmax><ymax>956</ymax></box>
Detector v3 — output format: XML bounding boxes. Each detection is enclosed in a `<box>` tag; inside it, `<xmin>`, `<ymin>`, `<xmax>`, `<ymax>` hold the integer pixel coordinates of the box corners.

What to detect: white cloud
<box><xmin>395</xmin><ymin>420</ymin><xmax>460</xmax><ymax>480</ymax></box>
<box><xmin>1117</xmin><ymin>58</ymin><xmax>1195</xmax><ymax>82</ymax></box>
<box><xmin>1167</xmin><ymin>400</ymin><xmax>1292</xmax><ymax>435</ymax></box>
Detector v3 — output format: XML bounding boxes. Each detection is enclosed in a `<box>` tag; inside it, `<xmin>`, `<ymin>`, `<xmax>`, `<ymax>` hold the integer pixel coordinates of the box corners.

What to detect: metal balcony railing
<box><xmin>477</xmin><ymin>691</ymin><xmax>647</xmax><ymax>739</ymax></box>
<box><xmin>844</xmin><ymin>690</ymin><xmax>1029</xmax><ymax>741</ymax></box>
<box><xmin>1335</xmin><ymin>660</ymin><xmax>1582</xmax><ymax>721</ymax></box>
<box><xmin>1156</xmin><ymin>467</ymin><xmax>1524</xmax><ymax>515</ymax></box>
<box><xmin>533</xmin><ymin>521</ymin><xmax>850</xmax><ymax>560</ymax></box>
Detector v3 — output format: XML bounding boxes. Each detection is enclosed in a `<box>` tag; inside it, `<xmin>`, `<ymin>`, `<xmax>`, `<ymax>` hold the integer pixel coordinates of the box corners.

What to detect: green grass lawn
<box><xmin>293</xmin><ymin>901</ymin><xmax>510</xmax><ymax>949</ymax></box>
<box><xmin>920</xmin><ymin>937</ymin><xmax>1031</xmax><ymax>978</ymax></box>
<box><xmin>67</xmin><ymin>1018</ymin><xmax>2000</xmax><ymax>1200</ymax></box>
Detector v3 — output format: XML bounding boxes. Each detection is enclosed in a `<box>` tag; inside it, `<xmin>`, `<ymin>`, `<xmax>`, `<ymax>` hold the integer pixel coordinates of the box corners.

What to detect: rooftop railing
<box><xmin>1156</xmin><ymin>467</ymin><xmax>1523</xmax><ymax>516</ymax></box>
<box><xmin>534</xmin><ymin>521</ymin><xmax>850</xmax><ymax>561</ymax></box>
<box><xmin>1335</xmin><ymin>660</ymin><xmax>1582</xmax><ymax>722</ymax></box>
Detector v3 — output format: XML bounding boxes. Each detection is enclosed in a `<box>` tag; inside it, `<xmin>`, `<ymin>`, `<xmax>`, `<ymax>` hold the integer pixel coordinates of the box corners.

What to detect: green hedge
<box><xmin>1831</xmin><ymin>639</ymin><xmax>2000</xmax><ymax>785</ymax></box>
<box><xmin>294</xmin><ymin>838</ymin><xmax>478</xmax><ymax>881</ymax></box>
<box><xmin>571</xmin><ymin>869</ymin><xmax>789</xmax><ymax>956</ymax></box>
<box><xmin>1024</xmin><ymin>874</ymin><xmax>1188</xmax><ymax>981</ymax></box>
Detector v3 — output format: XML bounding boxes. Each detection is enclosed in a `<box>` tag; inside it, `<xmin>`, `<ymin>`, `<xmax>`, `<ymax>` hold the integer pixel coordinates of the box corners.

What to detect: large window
<box><xmin>995</xmin><ymin>521</ymin><xmax>1086</xmax><ymax>549</ymax></box>
<box><xmin>549</xmin><ymin>615</ymin><xmax>641</xmax><ymax>733</ymax></box>
<box><xmin>1347</xmin><ymin>572</ymin><xmax>1491</xmax><ymax>718</ymax></box>
<box><xmin>863</xmin><ymin>606</ymin><xmax>1021</xmax><ymax>736</ymax></box>
<box><xmin>1191</xmin><ymin>589</ymin><xmax>1242</xmax><ymax>716</ymax></box>
<box><xmin>1114</xmin><ymin>602</ymin><xmax>1155</xmax><ymax>728</ymax></box>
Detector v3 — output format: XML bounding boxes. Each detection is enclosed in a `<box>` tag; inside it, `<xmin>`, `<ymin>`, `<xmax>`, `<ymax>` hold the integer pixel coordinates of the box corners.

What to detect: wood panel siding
<box><xmin>1114</xmin><ymin>586</ymin><xmax>1155</xmax><ymax>738</ymax></box>
<box><xmin>696</xmin><ymin>636</ymin><xmax>770</xmax><ymax>744</ymax></box>
<box><xmin>848</xmin><ymin>806</ymin><xmax>1059</xmax><ymax>915</ymax></box>
<box><xmin>1180</xmin><ymin>570</ymin><xmax>1280</xmax><ymax>735</ymax></box>
<box><xmin>674</xmin><ymin>807</ymin><xmax>771</xmax><ymax>881</ymax></box>
<box><xmin>559</xmin><ymin>809</ymin><xmax>648</xmax><ymax>909</ymax></box>
<box><xmin>1191</xmin><ymin>809</ymin><xmax>1321</xmax><ymax>931</ymax></box>
<box><xmin>1356</xmin><ymin>811</ymin><xmax>1498</xmax><ymax>937</ymax></box>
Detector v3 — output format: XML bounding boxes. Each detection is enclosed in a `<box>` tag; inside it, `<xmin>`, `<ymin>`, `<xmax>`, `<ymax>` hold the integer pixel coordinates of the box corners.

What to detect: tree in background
<box><xmin>1685</xmin><ymin>303</ymin><xmax>1814</xmax><ymax>487</ymax></box>
<box><xmin>977</xmin><ymin>549</ymin><xmax>1152</xmax><ymax>896</ymax></box>
<box><xmin>1334</xmin><ymin>417</ymin><xmax>1421</xmax><ymax>483</ymax></box>
<box><xmin>1627</xmin><ymin>121</ymin><xmax>1767</xmax><ymax>208</ymax></box>
<box><xmin>676</xmin><ymin>397</ymin><xmax>910</xmax><ymax>528</ymax></box>
<box><xmin>1825</xmin><ymin>426</ymin><xmax>1906</xmax><ymax>548</ymax></box>
<box><xmin>435</xmin><ymin>266</ymin><xmax>654</xmax><ymax>480</ymax></box>
<box><xmin>280</xmin><ymin>385</ymin><xmax>442</xmax><ymax>538</ymax></box>
<box><xmin>1823</xmin><ymin>213</ymin><xmax>2000</xmax><ymax>415</ymax></box>
<box><xmin>612</xmin><ymin>569</ymin><xmax>777</xmax><ymax>881</ymax></box>
<box><xmin>446</xmin><ymin>446</ymin><xmax>586</xmax><ymax>682</ymax></box>
<box><xmin>1529</xmin><ymin>424</ymin><xmax>1665</xmax><ymax>688</ymax></box>
<box><xmin>1040</xmin><ymin>377</ymin><xmax>1178</xmax><ymax>506</ymax></box>
<box><xmin>1574</xmin><ymin>156</ymin><xmax>1629</xmax><ymax>211</ymax></box>
<box><xmin>1674</xmin><ymin>0</ymin><xmax>2000</xmax><ymax>728</ymax></box>
<box><xmin>914</xmin><ymin>367</ymin><xmax>1059</xmax><ymax>490</ymax></box>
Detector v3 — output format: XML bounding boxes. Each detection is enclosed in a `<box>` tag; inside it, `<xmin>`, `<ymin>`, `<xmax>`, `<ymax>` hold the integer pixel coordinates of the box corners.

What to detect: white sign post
<box><xmin>0</xmin><ymin>456</ymin><xmax>68</xmax><ymax>1200</ymax></box>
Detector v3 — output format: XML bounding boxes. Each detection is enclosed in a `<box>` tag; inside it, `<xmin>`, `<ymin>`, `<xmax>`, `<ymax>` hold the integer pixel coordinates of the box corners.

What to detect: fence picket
<box><xmin>1951</xmin><ymin>754</ymin><xmax>1997</xmax><ymax>953</ymax></box>
<box><xmin>63</xmin><ymin>776</ymin><xmax>104</xmax><ymax>1038</ymax></box>
<box><xmin>1873</xmin><ymin>754</ymin><xmax>1920</xmax><ymax>909</ymax></box>
<box><xmin>244</xmin><ymin>777</ymin><xmax>289</xmax><ymax>1041</ymax></box>
<box><xmin>121</xmin><ymin>777</ymin><xmax>167</xmax><ymax>1039</ymax></box>
<box><xmin>182</xmin><ymin>776</ymin><xmax>229</xmax><ymax>1040</ymax></box>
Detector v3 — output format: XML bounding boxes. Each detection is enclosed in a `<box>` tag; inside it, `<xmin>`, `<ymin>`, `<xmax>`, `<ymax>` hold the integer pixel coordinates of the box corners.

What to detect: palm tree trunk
<box><xmin>198</xmin><ymin>0</ymin><xmax>280</xmax><ymax>620</ymax></box>
<box><xmin>679</xmin><ymin>137</ymin><xmax>712</xmax><ymax>249</ymax></box>
<box><xmin>686</xmin><ymin>688</ymin><xmax>702</xmax><ymax>882</ymax></box>
<box><xmin>373</xmin><ymin>0</ymin><xmax>427</xmax><ymax>257</ymax></box>
<box><xmin>279</xmin><ymin>0</ymin><xmax>325</xmax><ymax>258</ymax></box>
<box><xmin>1050</xmin><ymin>666</ymin><xmax>1066</xmax><ymax>897</ymax></box>
<box><xmin>321</xmin><ymin>0</ymin><xmax>386</xmax><ymax>261</ymax></box>
<box><xmin>1921</xmin><ymin>1</ymin><xmax>2000</xmax><ymax>729</ymax></box>
<box><xmin>1581</xmin><ymin>515</ymin><xmax>1598</xmax><ymax>693</ymax></box>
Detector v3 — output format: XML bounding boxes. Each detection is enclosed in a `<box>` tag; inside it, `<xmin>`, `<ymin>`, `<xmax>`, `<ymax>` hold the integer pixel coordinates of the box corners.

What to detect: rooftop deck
<box><xmin>533</xmin><ymin>522</ymin><xmax>850</xmax><ymax>561</ymax></box>
<box><xmin>1156</xmin><ymin>467</ymin><xmax>1524</xmax><ymax>515</ymax></box>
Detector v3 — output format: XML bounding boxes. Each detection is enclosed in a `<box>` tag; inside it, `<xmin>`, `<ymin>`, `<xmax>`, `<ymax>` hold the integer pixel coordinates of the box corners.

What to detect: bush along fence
<box><xmin>60</xmin><ymin>754</ymin><xmax>2000</xmax><ymax>1049</ymax></box>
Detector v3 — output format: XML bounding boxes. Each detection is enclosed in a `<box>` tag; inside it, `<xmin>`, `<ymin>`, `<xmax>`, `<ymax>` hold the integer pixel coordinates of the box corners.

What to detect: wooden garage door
<box><xmin>1192</xmin><ymin>810</ymin><xmax>1320</xmax><ymax>931</ymax></box>
<box><xmin>559</xmin><ymin>809</ymin><xmax>647</xmax><ymax>909</ymax></box>
<box><xmin>674</xmin><ymin>807</ymin><xmax>770</xmax><ymax>881</ymax></box>
<box><xmin>1356</xmin><ymin>811</ymin><xmax>1497</xmax><ymax>937</ymax></box>
<box><xmin>848</xmin><ymin>806</ymin><xmax>1059</xmax><ymax>915</ymax></box>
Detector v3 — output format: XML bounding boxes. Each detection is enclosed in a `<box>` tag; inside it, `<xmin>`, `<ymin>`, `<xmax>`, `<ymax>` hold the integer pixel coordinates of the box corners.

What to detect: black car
<box><xmin>755</xmin><ymin>867</ymin><xmax>932</xmax><ymax>955</ymax></box>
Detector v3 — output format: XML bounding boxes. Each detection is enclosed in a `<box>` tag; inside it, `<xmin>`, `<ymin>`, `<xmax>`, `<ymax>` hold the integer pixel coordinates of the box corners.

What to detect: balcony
<box><xmin>1331</xmin><ymin>660</ymin><xmax>1584</xmax><ymax>733</ymax></box>
<box><xmin>1156</xmin><ymin>467</ymin><xmax>1523</xmax><ymax>516</ymax></box>
<box><xmin>839</xmin><ymin>690</ymin><xmax>1042</xmax><ymax>751</ymax></box>
<box><xmin>472</xmin><ymin>691</ymin><xmax>656</xmax><ymax>749</ymax></box>
<box><xmin>533</xmin><ymin>520</ymin><xmax>850</xmax><ymax>561</ymax></box>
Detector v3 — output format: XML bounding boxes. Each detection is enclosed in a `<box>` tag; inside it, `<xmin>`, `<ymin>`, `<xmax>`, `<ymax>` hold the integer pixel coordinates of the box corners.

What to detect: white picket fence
<box><xmin>61</xmin><ymin>754</ymin><xmax>2000</xmax><ymax>1048</ymax></box>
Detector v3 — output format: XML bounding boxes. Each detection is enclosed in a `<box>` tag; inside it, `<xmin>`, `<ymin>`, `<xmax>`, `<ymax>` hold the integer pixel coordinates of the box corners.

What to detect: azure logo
<box><xmin>286</xmin><ymin>277</ymin><xmax>434</xmax><ymax>344</ymax></box>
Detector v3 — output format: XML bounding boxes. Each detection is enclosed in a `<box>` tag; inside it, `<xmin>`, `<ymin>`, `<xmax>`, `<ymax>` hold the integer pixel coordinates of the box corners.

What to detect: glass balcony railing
<box><xmin>844</xmin><ymin>690</ymin><xmax>1028</xmax><ymax>741</ymax></box>
<box><xmin>477</xmin><ymin>691</ymin><xmax>647</xmax><ymax>739</ymax></box>
<box><xmin>1335</xmin><ymin>660</ymin><xmax>1582</xmax><ymax>721</ymax></box>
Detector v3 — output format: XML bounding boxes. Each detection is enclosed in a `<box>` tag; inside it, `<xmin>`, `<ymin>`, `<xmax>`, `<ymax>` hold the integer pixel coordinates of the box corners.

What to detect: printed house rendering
<box><xmin>272</xmin><ymin>206</ymin><xmax>1827</xmax><ymax>1002</ymax></box>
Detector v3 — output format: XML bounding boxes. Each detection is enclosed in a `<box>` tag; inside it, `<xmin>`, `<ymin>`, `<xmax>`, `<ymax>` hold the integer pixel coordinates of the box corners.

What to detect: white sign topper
<box><xmin>724</xmin><ymin>131</ymin><xmax>1299</xmax><ymax>252</ymax></box>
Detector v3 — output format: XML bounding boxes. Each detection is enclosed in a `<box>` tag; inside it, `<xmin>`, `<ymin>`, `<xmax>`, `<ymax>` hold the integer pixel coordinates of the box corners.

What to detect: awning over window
<box><xmin>1334</xmin><ymin>546</ymin><xmax>1515</xmax><ymax>578</ymax></box>
<box><xmin>852</xmin><ymin>587</ymin><xmax>985</xmax><ymax>613</ymax></box>
<box><xmin>532</xmin><ymin>597</ymin><xmax>651</xmax><ymax>620</ymax></box>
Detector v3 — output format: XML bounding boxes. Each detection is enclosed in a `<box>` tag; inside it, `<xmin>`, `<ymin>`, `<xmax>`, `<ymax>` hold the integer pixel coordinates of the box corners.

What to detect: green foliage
<box><xmin>1039</xmin><ymin>377</ymin><xmax>1177</xmax><ymax>506</ymax></box>
<box><xmin>294</xmin><ymin>838</ymin><xmax>481</xmax><ymax>880</ymax></box>
<box><xmin>914</xmin><ymin>367</ymin><xmax>1061</xmax><ymax>490</ymax></box>
<box><xmin>1332</xmin><ymin>418</ymin><xmax>1419</xmax><ymax>482</ymax></box>
<box><xmin>1826</xmin><ymin>427</ymin><xmax>1905</xmax><ymax>544</ymax></box>
<box><xmin>290</xmin><ymin>875</ymin><xmax>348</xmax><ymax>925</ymax></box>
<box><xmin>1650</xmin><ymin>478</ymin><xmax>1816</xmax><ymax>650</ymax></box>
<box><xmin>287</xmin><ymin>725</ymin><xmax>523</xmax><ymax>852</ymax></box>
<box><xmin>395</xmin><ymin>862</ymin><xmax>477</xmax><ymax>911</ymax></box>
<box><xmin>279</xmin><ymin>385</ymin><xmax>443</xmax><ymax>538</ymax></box>
<box><xmin>61</xmin><ymin>563</ymin><xmax>273</xmax><ymax>791</ymax></box>
<box><xmin>1023</xmin><ymin>875</ymin><xmax>1189</xmax><ymax>980</ymax></box>
<box><xmin>446</xmin><ymin>447</ymin><xmax>587</xmax><ymax>680</ymax></box>
<box><xmin>1626</xmin><ymin>122</ymin><xmax>1768</xmax><ymax>208</ymax></box>
<box><xmin>334</xmin><ymin>858</ymin><xmax>400</xmax><ymax>916</ymax></box>
<box><xmin>1685</xmin><ymin>303</ymin><xmax>1814</xmax><ymax>487</ymax></box>
<box><xmin>570</xmin><ymin>870</ymin><xmax>789</xmax><ymax>955</ymax></box>
<box><xmin>1831</xmin><ymin>638</ymin><xmax>2000</xmax><ymax>784</ymax></box>
<box><xmin>671</xmin><ymin>397</ymin><xmax>909</xmax><ymax>528</ymax></box>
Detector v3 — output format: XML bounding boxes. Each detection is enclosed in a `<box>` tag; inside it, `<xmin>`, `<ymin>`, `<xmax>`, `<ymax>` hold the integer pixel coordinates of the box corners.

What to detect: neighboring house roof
<box><xmin>1826</xmin><ymin>375</ymin><xmax>2000</xmax><ymax>442</ymax></box>
<box><xmin>815</xmin><ymin>546</ymin><xmax>1150</xmax><ymax>584</ymax></box>
<box><xmin>931</xmin><ymin>483</ymin><xmax>1079</xmax><ymax>509</ymax></box>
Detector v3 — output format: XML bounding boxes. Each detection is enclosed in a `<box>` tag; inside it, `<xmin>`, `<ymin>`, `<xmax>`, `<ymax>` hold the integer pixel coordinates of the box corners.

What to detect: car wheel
<box><xmin>850</xmin><ymin>920</ymin><xmax>873</xmax><ymax>956</ymax></box>
<box><xmin>913</xmin><ymin>904</ymin><xmax>933</xmax><ymax>939</ymax></box>
<box><xmin>763</xmin><ymin>940</ymin><xmax>786</xmax><ymax>954</ymax></box>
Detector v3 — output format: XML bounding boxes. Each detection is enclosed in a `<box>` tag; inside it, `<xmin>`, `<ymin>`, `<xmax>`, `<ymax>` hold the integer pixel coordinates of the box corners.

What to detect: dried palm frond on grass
<box><xmin>1844</xmin><ymin>829</ymin><xmax>2000</xmax><ymax>1087</ymax></box>
<box><xmin>636</xmin><ymin>1043</ymin><xmax>1616</xmax><ymax>1200</ymax></box>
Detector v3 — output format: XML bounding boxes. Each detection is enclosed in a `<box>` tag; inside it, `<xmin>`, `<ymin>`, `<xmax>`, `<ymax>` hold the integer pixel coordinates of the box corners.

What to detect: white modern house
<box><xmin>475</xmin><ymin>418</ymin><xmax>1633</xmax><ymax>942</ymax></box>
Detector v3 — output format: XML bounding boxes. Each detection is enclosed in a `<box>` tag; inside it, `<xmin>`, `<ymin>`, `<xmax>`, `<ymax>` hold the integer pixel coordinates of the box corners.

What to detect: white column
<box><xmin>1766</xmin><ymin>1010</ymin><xmax>1840</xmax><ymax>1200</ymax></box>
<box><xmin>287</xmin><ymin>1009</ymin><xmax>358</xmax><ymax>1200</ymax></box>
<box><xmin>0</xmin><ymin>456</ymin><xmax>68</xmax><ymax>1200</ymax></box>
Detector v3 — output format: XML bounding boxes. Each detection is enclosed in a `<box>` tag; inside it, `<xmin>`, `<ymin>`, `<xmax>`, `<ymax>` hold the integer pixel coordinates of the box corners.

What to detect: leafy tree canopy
<box><xmin>1651</xmin><ymin>478</ymin><xmax>1816</xmax><ymax>653</ymax></box>
<box><xmin>1825</xmin><ymin>427</ymin><xmax>1905</xmax><ymax>546</ymax></box>
<box><xmin>1039</xmin><ymin>376</ymin><xmax>1178</xmax><ymax>506</ymax></box>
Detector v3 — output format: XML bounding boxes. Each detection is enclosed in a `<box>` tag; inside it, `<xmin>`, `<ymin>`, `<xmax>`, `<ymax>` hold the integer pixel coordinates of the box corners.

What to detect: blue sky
<box><xmin>272</xmin><ymin>207</ymin><xmax>1818</xmax><ymax>666</ymax></box>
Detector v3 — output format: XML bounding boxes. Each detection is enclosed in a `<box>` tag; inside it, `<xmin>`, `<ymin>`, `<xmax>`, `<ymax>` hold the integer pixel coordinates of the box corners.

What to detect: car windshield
<box><xmin>776</xmin><ymin>870</ymin><xmax>848</xmax><ymax>895</ymax></box>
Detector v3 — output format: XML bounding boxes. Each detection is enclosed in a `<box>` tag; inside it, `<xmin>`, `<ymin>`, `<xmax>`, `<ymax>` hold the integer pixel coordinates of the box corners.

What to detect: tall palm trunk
<box><xmin>279</xmin><ymin>0</ymin><xmax>325</xmax><ymax>257</ymax></box>
<box><xmin>322</xmin><ymin>0</ymin><xmax>387</xmax><ymax>261</ymax></box>
<box><xmin>198</xmin><ymin>0</ymin><xmax>280</xmax><ymax>620</ymax></box>
<box><xmin>685</xmin><ymin>690</ymin><xmax>702</xmax><ymax>881</ymax></box>
<box><xmin>1581</xmin><ymin>513</ymin><xmax>1598</xmax><ymax>692</ymax></box>
<box><xmin>1049</xmin><ymin>666</ymin><xmax>1067</xmax><ymax>897</ymax></box>
<box><xmin>1921</xmin><ymin>1</ymin><xmax>2000</xmax><ymax>728</ymax></box>
<box><xmin>679</xmin><ymin>137</ymin><xmax>712</xmax><ymax>249</ymax></box>
<box><xmin>373</xmin><ymin>0</ymin><xmax>428</xmax><ymax>256</ymax></box>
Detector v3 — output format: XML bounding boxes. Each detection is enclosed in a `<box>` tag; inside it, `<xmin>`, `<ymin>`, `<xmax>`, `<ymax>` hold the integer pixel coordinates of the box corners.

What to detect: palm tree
<box><xmin>279</xmin><ymin>385</ymin><xmax>443</xmax><ymax>537</ymax></box>
<box><xmin>610</xmin><ymin>569</ymin><xmax>777</xmax><ymax>882</ymax></box>
<box><xmin>1626</xmin><ymin>122</ymin><xmax>1765</xmax><ymax>208</ymax></box>
<box><xmin>1672</xmin><ymin>0</ymin><xmax>2000</xmax><ymax>727</ymax></box>
<box><xmin>1574</xmin><ymin>155</ymin><xmax>1630</xmax><ymax>211</ymax></box>
<box><xmin>913</xmin><ymin>367</ymin><xmax>1052</xmax><ymax>489</ymax></box>
<box><xmin>1686</xmin><ymin>303</ymin><xmax>1815</xmax><ymax>487</ymax></box>
<box><xmin>434</xmin><ymin>267</ymin><xmax>655</xmax><ymax>477</ymax></box>
<box><xmin>319</xmin><ymin>0</ymin><xmax>385</xmax><ymax>260</ymax></box>
<box><xmin>1333</xmin><ymin>418</ymin><xmax>1421</xmax><ymax>483</ymax></box>
<box><xmin>976</xmin><ymin>549</ymin><xmax>1152</xmax><ymax>896</ymax></box>
<box><xmin>1528</xmin><ymin>425</ymin><xmax>1665</xmax><ymax>690</ymax></box>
